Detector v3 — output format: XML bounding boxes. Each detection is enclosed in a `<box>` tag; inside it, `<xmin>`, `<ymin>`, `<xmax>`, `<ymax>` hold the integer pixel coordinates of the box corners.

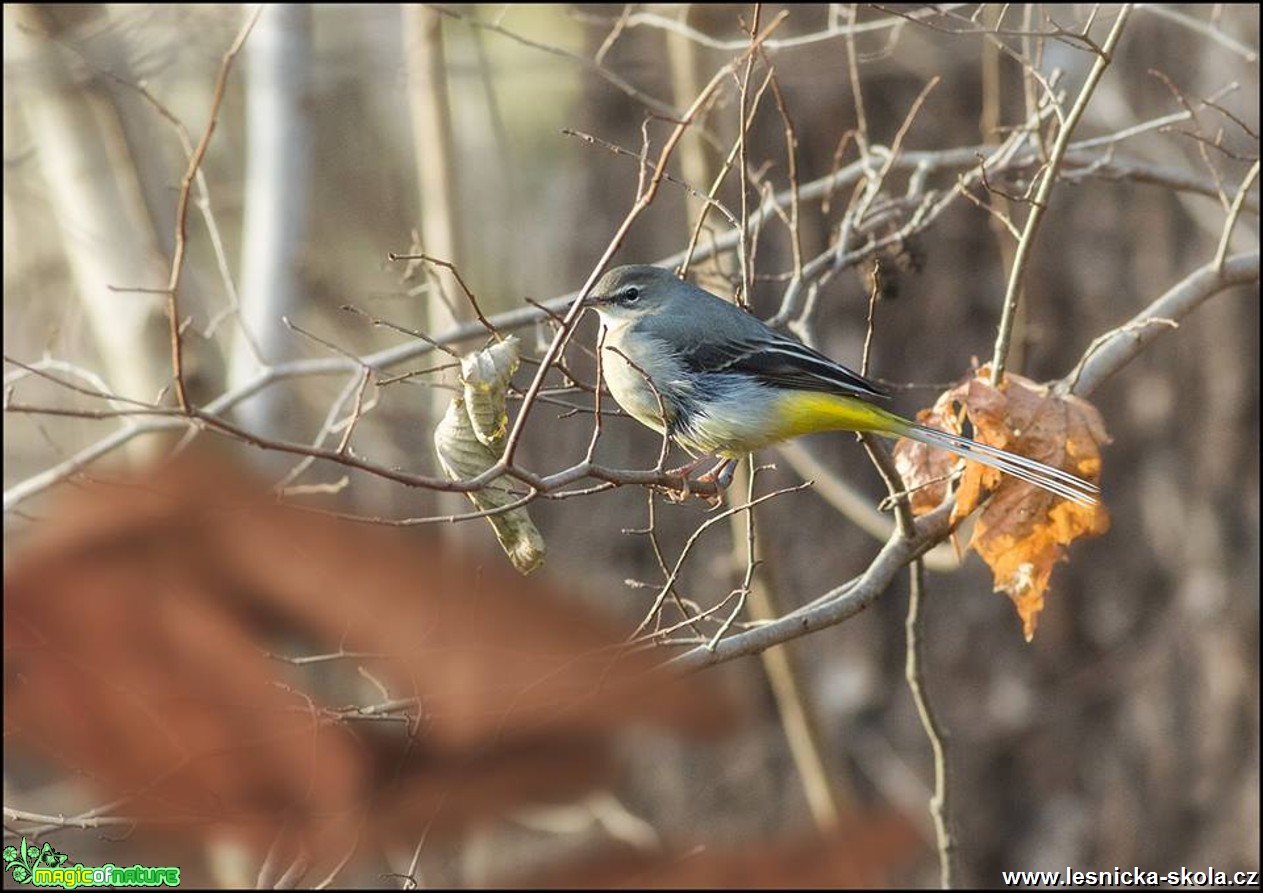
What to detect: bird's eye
<box><xmin>620</xmin><ymin>286</ymin><xmax>641</xmax><ymax>304</ymax></box>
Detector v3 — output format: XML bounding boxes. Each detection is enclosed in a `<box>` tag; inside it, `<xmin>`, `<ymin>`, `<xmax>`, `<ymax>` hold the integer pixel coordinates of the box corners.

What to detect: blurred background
<box><xmin>4</xmin><ymin>4</ymin><xmax>1259</xmax><ymax>888</ymax></box>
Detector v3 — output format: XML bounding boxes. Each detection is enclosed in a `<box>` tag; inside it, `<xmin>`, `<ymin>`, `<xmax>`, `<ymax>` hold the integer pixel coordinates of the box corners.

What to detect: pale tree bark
<box><xmin>230</xmin><ymin>4</ymin><xmax>314</xmax><ymax>442</ymax></box>
<box><xmin>403</xmin><ymin>4</ymin><xmax>464</xmax><ymax>316</ymax></box>
<box><xmin>403</xmin><ymin>4</ymin><xmax>470</xmax><ymax>526</ymax></box>
<box><xmin>5</xmin><ymin>5</ymin><xmax>172</xmax><ymax>412</ymax></box>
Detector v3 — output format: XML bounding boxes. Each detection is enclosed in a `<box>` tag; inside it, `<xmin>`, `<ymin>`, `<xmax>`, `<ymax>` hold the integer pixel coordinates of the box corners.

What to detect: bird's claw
<box><xmin>697</xmin><ymin>458</ymin><xmax>737</xmax><ymax>490</ymax></box>
<box><xmin>659</xmin><ymin>457</ymin><xmax>736</xmax><ymax>506</ymax></box>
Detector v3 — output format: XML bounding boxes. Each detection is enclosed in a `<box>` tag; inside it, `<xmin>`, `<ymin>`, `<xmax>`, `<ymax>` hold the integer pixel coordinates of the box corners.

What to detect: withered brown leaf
<box><xmin>894</xmin><ymin>367</ymin><xmax>1111</xmax><ymax>639</ymax></box>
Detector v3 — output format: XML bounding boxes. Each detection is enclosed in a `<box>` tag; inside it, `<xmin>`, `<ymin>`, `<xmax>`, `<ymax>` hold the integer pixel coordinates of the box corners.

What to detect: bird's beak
<box><xmin>581</xmin><ymin>292</ymin><xmax>612</xmax><ymax>308</ymax></box>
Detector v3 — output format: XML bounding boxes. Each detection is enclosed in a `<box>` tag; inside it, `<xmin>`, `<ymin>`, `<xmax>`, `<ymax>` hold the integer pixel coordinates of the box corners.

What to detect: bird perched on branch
<box><xmin>583</xmin><ymin>264</ymin><xmax>1098</xmax><ymax>506</ymax></box>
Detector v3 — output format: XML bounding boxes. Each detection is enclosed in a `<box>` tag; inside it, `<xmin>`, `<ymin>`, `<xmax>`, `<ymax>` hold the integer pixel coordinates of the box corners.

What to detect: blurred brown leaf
<box><xmin>3</xmin><ymin>451</ymin><xmax>735</xmax><ymax>865</ymax></box>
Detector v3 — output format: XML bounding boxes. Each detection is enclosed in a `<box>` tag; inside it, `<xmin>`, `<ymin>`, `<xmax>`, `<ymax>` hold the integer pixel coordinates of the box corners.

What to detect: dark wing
<box><xmin>682</xmin><ymin>333</ymin><xmax>889</xmax><ymax>401</ymax></box>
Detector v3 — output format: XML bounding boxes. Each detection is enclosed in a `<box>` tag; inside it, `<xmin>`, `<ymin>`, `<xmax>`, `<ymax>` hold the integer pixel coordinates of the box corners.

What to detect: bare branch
<box><xmin>166</xmin><ymin>6</ymin><xmax>263</xmax><ymax>411</ymax></box>
<box><xmin>1064</xmin><ymin>253</ymin><xmax>1259</xmax><ymax>397</ymax></box>
<box><xmin>990</xmin><ymin>5</ymin><xmax>1133</xmax><ymax>383</ymax></box>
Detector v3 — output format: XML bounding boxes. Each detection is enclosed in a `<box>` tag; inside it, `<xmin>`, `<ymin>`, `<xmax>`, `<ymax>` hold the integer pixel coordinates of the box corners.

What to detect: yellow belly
<box><xmin>675</xmin><ymin>390</ymin><xmax>901</xmax><ymax>457</ymax></box>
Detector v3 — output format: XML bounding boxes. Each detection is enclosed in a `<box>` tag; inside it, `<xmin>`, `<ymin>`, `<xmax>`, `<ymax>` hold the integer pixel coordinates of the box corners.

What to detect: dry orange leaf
<box><xmin>892</xmin><ymin>389</ymin><xmax>966</xmax><ymax>515</ymax></box>
<box><xmin>894</xmin><ymin>366</ymin><xmax>1111</xmax><ymax>639</ymax></box>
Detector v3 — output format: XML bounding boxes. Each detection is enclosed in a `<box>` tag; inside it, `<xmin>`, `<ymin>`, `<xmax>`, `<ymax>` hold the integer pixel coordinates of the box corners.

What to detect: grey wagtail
<box><xmin>582</xmin><ymin>264</ymin><xmax>1099</xmax><ymax>506</ymax></box>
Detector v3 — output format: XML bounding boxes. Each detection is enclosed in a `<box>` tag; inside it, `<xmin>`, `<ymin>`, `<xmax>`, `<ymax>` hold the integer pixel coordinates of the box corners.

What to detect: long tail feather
<box><xmin>895</xmin><ymin>421</ymin><xmax>1100</xmax><ymax>506</ymax></box>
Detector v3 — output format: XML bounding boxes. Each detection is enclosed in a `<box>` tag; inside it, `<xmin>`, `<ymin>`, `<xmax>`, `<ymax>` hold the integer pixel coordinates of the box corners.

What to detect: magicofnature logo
<box><xmin>3</xmin><ymin>837</ymin><xmax>180</xmax><ymax>887</ymax></box>
<box><xmin>4</xmin><ymin>837</ymin><xmax>67</xmax><ymax>884</ymax></box>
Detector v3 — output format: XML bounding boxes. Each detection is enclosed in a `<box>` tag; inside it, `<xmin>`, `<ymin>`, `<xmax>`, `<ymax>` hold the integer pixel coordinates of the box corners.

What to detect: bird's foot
<box><xmin>658</xmin><ymin>457</ymin><xmax>702</xmax><ymax>502</ymax></box>
<box><xmin>695</xmin><ymin>457</ymin><xmax>738</xmax><ymax>490</ymax></box>
<box><xmin>658</xmin><ymin>457</ymin><xmax>735</xmax><ymax>506</ymax></box>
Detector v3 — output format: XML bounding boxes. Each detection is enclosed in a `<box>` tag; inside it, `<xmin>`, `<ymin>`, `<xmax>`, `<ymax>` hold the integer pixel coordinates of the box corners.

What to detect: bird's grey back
<box><xmin>597</xmin><ymin>265</ymin><xmax>888</xmax><ymax>402</ymax></box>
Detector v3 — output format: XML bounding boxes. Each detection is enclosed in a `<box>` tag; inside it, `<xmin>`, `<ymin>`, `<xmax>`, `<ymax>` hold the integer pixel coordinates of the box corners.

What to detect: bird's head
<box><xmin>583</xmin><ymin>265</ymin><xmax>680</xmax><ymax>323</ymax></box>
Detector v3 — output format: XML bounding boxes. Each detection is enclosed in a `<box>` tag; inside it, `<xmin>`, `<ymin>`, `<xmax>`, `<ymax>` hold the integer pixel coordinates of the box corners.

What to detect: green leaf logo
<box><xmin>4</xmin><ymin>837</ymin><xmax>69</xmax><ymax>884</ymax></box>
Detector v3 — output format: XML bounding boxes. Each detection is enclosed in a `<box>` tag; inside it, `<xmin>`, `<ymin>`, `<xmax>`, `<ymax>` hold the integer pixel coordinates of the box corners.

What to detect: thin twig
<box><xmin>1063</xmin><ymin>252</ymin><xmax>1259</xmax><ymax>396</ymax></box>
<box><xmin>165</xmin><ymin>6</ymin><xmax>263</xmax><ymax>411</ymax></box>
<box><xmin>428</xmin><ymin>4</ymin><xmax>678</xmax><ymax>117</ymax></box>
<box><xmin>389</xmin><ymin>253</ymin><xmax>499</xmax><ymax>337</ymax></box>
<box><xmin>905</xmin><ymin>559</ymin><xmax>956</xmax><ymax>888</ymax></box>
<box><xmin>576</xmin><ymin>4</ymin><xmax>967</xmax><ymax>52</ymax></box>
<box><xmin>500</xmin><ymin>13</ymin><xmax>787</xmax><ymax>466</ymax></box>
<box><xmin>990</xmin><ymin>5</ymin><xmax>1133</xmax><ymax>384</ymax></box>
<box><xmin>1213</xmin><ymin>159</ymin><xmax>1260</xmax><ymax>271</ymax></box>
<box><xmin>734</xmin><ymin>5</ymin><xmax>764</xmax><ymax>300</ymax></box>
<box><xmin>727</xmin><ymin>457</ymin><xmax>846</xmax><ymax>830</ymax></box>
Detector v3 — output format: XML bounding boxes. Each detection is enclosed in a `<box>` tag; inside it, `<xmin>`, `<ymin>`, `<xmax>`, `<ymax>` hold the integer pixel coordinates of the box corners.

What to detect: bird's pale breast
<box><xmin>599</xmin><ymin>324</ymin><xmax>690</xmax><ymax>435</ymax></box>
